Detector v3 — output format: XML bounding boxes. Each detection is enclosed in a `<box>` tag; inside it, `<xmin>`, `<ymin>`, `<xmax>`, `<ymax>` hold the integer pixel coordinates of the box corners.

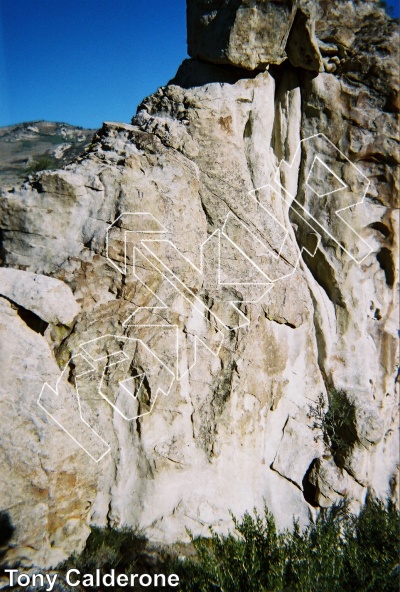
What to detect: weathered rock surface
<box><xmin>0</xmin><ymin>268</ymin><xmax>80</xmax><ymax>325</ymax></box>
<box><xmin>187</xmin><ymin>0</ymin><xmax>324</xmax><ymax>71</ymax></box>
<box><xmin>0</xmin><ymin>0</ymin><xmax>398</xmax><ymax>568</ymax></box>
<box><xmin>0</xmin><ymin>298</ymin><xmax>96</xmax><ymax>568</ymax></box>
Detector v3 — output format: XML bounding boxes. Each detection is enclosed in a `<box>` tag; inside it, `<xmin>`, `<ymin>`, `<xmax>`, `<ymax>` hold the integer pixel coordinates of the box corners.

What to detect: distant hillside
<box><xmin>0</xmin><ymin>120</ymin><xmax>95</xmax><ymax>189</ymax></box>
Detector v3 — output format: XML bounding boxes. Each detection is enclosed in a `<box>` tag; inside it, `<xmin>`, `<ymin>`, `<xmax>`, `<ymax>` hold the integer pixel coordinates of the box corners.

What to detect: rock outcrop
<box><xmin>0</xmin><ymin>0</ymin><xmax>398</xmax><ymax>569</ymax></box>
<box><xmin>0</xmin><ymin>268</ymin><xmax>80</xmax><ymax>325</ymax></box>
<box><xmin>187</xmin><ymin>0</ymin><xmax>324</xmax><ymax>71</ymax></box>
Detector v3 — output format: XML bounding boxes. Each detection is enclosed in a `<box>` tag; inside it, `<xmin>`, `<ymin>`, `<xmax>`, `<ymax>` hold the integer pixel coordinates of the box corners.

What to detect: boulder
<box><xmin>187</xmin><ymin>0</ymin><xmax>323</xmax><ymax>71</ymax></box>
<box><xmin>0</xmin><ymin>268</ymin><xmax>80</xmax><ymax>326</ymax></box>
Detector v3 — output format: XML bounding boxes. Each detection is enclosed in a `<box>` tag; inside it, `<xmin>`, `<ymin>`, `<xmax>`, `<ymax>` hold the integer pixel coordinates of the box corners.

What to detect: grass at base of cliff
<box><xmin>60</xmin><ymin>497</ymin><xmax>399</xmax><ymax>591</ymax></box>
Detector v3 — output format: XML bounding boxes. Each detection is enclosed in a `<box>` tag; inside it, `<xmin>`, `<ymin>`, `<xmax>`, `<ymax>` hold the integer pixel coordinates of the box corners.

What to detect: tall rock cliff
<box><xmin>0</xmin><ymin>0</ymin><xmax>398</xmax><ymax>568</ymax></box>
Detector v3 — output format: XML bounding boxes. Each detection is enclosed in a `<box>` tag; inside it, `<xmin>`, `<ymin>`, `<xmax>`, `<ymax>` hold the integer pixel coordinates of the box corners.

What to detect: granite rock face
<box><xmin>0</xmin><ymin>268</ymin><xmax>80</xmax><ymax>325</ymax></box>
<box><xmin>0</xmin><ymin>0</ymin><xmax>398</xmax><ymax>568</ymax></box>
<box><xmin>187</xmin><ymin>0</ymin><xmax>323</xmax><ymax>71</ymax></box>
<box><xmin>0</xmin><ymin>297</ymin><xmax>95</xmax><ymax>568</ymax></box>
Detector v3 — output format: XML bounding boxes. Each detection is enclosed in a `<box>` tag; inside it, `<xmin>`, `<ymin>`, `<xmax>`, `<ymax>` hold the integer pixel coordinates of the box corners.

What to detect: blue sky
<box><xmin>386</xmin><ymin>0</ymin><xmax>400</xmax><ymax>16</ymax></box>
<box><xmin>0</xmin><ymin>0</ymin><xmax>187</xmax><ymax>128</ymax></box>
<box><xmin>0</xmin><ymin>0</ymin><xmax>398</xmax><ymax>130</ymax></box>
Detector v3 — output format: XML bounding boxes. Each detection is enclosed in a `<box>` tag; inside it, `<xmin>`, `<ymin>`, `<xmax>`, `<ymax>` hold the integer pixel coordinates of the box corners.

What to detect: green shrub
<box><xmin>341</xmin><ymin>498</ymin><xmax>400</xmax><ymax>592</ymax></box>
<box><xmin>46</xmin><ymin>134</ymin><xmax>69</xmax><ymax>145</ymax></box>
<box><xmin>60</xmin><ymin>527</ymin><xmax>147</xmax><ymax>576</ymax></box>
<box><xmin>176</xmin><ymin>509</ymin><xmax>284</xmax><ymax>592</ymax></box>
<box><xmin>20</xmin><ymin>139</ymin><xmax>33</xmax><ymax>150</ymax></box>
<box><xmin>58</xmin><ymin>499</ymin><xmax>399</xmax><ymax>591</ymax></box>
<box><xmin>26</xmin><ymin>155</ymin><xmax>58</xmax><ymax>173</ymax></box>
<box><xmin>308</xmin><ymin>390</ymin><xmax>357</xmax><ymax>464</ymax></box>
<box><xmin>173</xmin><ymin>498</ymin><xmax>399</xmax><ymax>591</ymax></box>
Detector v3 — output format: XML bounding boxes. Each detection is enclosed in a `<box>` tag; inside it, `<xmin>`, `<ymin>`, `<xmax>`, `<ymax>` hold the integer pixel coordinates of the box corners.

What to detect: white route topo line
<box><xmin>38</xmin><ymin>133</ymin><xmax>374</xmax><ymax>461</ymax></box>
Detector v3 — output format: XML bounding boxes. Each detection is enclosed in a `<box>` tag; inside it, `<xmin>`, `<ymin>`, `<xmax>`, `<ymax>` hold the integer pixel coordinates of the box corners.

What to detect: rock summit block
<box><xmin>187</xmin><ymin>0</ymin><xmax>323</xmax><ymax>71</ymax></box>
